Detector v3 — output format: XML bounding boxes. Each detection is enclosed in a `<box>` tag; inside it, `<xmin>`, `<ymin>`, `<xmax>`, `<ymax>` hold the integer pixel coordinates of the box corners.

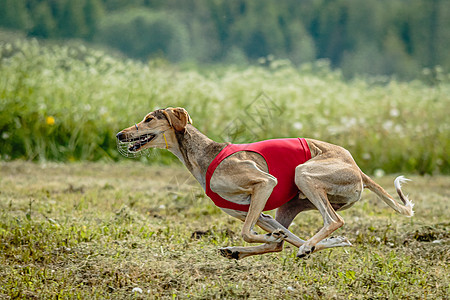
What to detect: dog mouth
<box><xmin>121</xmin><ymin>133</ymin><xmax>156</xmax><ymax>152</ymax></box>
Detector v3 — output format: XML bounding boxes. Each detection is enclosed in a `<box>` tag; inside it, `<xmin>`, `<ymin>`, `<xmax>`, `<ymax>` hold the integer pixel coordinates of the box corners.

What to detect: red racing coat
<box><xmin>205</xmin><ymin>138</ymin><xmax>311</xmax><ymax>212</ymax></box>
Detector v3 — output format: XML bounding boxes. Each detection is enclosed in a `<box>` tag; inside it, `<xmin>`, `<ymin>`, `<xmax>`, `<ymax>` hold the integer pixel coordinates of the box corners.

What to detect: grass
<box><xmin>0</xmin><ymin>161</ymin><xmax>449</xmax><ymax>299</ymax></box>
<box><xmin>1</xmin><ymin>37</ymin><xmax>450</xmax><ymax>174</ymax></box>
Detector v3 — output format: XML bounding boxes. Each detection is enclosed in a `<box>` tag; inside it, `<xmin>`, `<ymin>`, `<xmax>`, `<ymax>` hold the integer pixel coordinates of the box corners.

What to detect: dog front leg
<box><xmin>219</xmin><ymin>209</ymin><xmax>295</xmax><ymax>259</ymax></box>
<box><xmin>240</xmin><ymin>177</ymin><xmax>282</xmax><ymax>244</ymax></box>
<box><xmin>219</xmin><ymin>242</ymin><xmax>284</xmax><ymax>260</ymax></box>
<box><xmin>218</xmin><ymin>209</ymin><xmax>286</xmax><ymax>260</ymax></box>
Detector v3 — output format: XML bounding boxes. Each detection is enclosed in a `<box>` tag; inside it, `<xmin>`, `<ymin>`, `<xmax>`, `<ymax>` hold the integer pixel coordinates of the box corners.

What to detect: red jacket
<box><xmin>205</xmin><ymin>138</ymin><xmax>311</xmax><ymax>212</ymax></box>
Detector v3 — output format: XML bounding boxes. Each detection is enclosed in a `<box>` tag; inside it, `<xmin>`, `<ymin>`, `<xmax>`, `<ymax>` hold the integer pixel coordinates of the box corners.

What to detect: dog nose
<box><xmin>116</xmin><ymin>131</ymin><xmax>125</xmax><ymax>141</ymax></box>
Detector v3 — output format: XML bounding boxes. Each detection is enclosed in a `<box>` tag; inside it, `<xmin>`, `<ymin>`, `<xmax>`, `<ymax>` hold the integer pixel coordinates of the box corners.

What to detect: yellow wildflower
<box><xmin>46</xmin><ymin>116</ymin><xmax>55</xmax><ymax>125</ymax></box>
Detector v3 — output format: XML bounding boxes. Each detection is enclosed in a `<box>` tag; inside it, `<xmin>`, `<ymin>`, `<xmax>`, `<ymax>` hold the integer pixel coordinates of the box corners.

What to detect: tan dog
<box><xmin>116</xmin><ymin>107</ymin><xmax>414</xmax><ymax>259</ymax></box>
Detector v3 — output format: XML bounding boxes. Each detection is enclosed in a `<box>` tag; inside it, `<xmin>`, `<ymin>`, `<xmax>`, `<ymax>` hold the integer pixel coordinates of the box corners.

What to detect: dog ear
<box><xmin>163</xmin><ymin>107</ymin><xmax>193</xmax><ymax>132</ymax></box>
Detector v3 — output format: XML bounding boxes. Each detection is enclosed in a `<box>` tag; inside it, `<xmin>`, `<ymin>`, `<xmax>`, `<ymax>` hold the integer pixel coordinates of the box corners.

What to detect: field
<box><xmin>0</xmin><ymin>161</ymin><xmax>449</xmax><ymax>299</ymax></box>
<box><xmin>1</xmin><ymin>35</ymin><xmax>449</xmax><ymax>299</ymax></box>
<box><xmin>1</xmin><ymin>38</ymin><xmax>450</xmax><ymax>174</ymax></box>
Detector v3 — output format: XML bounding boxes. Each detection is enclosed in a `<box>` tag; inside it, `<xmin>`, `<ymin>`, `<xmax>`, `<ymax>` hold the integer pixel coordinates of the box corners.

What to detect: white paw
<box><xmin>266</xmin><ymin>228</ymin><xmax>287</xmax><ymax>243</ymax></box>
<box><xmin>219</xmin><ymin>247</ymin><xmax>240</xmax><ymax>260</ymax></box>
<box><xmin>317</xmin><ymin>236</ymin><xmax>352</xmax><ymax>248</ymax></box>
<box><xmin>297</xmin><ymin>243</ymin><xmax>315</xmax><ymax>258</ymax></box>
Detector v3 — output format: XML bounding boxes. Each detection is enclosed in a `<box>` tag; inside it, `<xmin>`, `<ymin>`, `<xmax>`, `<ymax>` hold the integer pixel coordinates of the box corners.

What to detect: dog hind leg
<box><xmin>294</xmin><ymin>161</ymin><xmax>362</xmax><ymax>257</ymax></box>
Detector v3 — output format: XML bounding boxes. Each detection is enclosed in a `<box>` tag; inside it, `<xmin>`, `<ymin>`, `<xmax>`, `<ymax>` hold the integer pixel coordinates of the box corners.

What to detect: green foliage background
<box><xmin>1</xmin><ymin>0</ymin><xmax>450</xmax><ymax>79</ymax></box>
<box><xmin>0</xmin><ymin>39</ymin><xmax>449</xmax><ymax>174</ymax></box>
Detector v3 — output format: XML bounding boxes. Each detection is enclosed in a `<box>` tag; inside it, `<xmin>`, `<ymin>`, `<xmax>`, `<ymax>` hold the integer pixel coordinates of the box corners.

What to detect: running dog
<box><xmin>116</xmin><ymin>107</ymin><xmax>414</xmax><ymax>259</ymax></box>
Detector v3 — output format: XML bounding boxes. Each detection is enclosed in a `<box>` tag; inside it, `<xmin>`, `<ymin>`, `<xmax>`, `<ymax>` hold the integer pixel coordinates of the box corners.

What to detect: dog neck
<box><xmin>169</xmin><ymin>124</ymin><xmax>227</xmax><ymax>190</ymax></box>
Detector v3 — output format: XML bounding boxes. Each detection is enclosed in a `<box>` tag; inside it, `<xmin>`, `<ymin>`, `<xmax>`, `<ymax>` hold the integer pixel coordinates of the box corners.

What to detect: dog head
<box><xmin>116</xmin><ymin>107</ymin><xmax>193</xmax><ymax>153</ymax></box>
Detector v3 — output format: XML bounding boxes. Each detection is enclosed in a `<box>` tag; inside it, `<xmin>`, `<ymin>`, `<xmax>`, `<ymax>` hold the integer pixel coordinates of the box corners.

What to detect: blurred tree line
<box><xmin>1</xmin><ymin>0</ymin><xmax>449</xmax><ymax>79</ymax></box>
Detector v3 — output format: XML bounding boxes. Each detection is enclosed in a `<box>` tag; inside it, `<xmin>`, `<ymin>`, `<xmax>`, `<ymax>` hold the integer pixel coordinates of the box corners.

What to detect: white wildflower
<box><xmin>382</xmin><ymin>120</ymin><xmax>393</xmax><ymax>131</ymax></box>
<box><xmin>390</xmin><ymin>108</ymin><xmax>400</xmax><ymax>117</ymax></box>
<box><xmin>293</xmin><ymin>122</ymin><xmax>303</xmax><ymax>130</ymax></box>
<box><xmin>374</xmin><ymin>169</ymin><xmax>385</xmax><ymax>178</ymax></box>
<box><xmin>362</xmin><ymin>153</ymin><xmax>371</xmax><ymax>160</ymax></box>
<box><xmin>99</xmin><ymin>106</ymin><xmax>108</xmax><ymax>115</ymax></box>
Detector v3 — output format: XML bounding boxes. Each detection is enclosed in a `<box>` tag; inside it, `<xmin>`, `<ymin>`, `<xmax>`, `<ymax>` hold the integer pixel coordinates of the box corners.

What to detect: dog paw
<box><xmin>266</xmin><ymin>229</ymin><xmax>287</xmax><ymax>243</ymax></box>
<box><xmin>318</xmin><ymin>236</ymin><xmax>352</xmax><ymax>248</ymax></box>
<box><xmin>219</xmin><ymin>247</ymin><xmax>240</xmax><ymax>260</ymax></box>
<box><xmin>297</xmin><ymin>244</ymin><xmax>316</xmax><ymax>259</ymax></box>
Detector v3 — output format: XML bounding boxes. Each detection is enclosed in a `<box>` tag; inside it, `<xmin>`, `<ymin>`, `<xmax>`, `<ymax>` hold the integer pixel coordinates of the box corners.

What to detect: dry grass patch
<box><xmin>0</xmin><ymin>161</ymin><xmax>449</xmax><ymax>299</ymax></box>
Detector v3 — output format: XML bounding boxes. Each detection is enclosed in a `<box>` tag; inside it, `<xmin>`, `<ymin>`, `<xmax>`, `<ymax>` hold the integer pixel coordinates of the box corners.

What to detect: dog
<box><xmin>116</xmin><ymin>107</ymin><xmax>414</xmax><ymax>259</ymax></box>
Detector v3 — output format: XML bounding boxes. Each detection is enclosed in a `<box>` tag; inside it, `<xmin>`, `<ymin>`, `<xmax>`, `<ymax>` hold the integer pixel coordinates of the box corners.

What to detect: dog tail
<box><xmin>362</xmin><ymin>173</ymin><xmax>414</xmax><ymax>217</ymax></box>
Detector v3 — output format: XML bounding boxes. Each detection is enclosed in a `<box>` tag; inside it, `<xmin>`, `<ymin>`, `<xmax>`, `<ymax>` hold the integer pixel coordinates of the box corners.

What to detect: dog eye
<box><xmin>144</xmin><ymin>117</ymin><xmax>153</xmax><ymax>123</ymax></box>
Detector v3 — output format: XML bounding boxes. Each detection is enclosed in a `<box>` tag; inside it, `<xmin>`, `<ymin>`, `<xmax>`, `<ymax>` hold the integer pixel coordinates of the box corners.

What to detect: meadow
<box><xmin>0</xmin><ymin>161</ymin><xmax>449</xmax><ymax>299</ymax></box>
<box><xmin>1</xmin><ymin>38</ymin><xmax>449</xmax><ymax>174</ymax></box>
<box><xmin>0</xmin><ymin>37</ymin><xmax>450</xmax><ymax>299</ymax></box>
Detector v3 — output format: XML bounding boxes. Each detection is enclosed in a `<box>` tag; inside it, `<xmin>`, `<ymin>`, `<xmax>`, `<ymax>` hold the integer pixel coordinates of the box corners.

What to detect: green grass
<box><xmin>0</xmin><ymin>161</ymin><xmax>449</xmax><ymax>299</ymax></box>
<box><xmin>1</xmin><ymin>38</ymin><xmax>449</xmax><ymax>174</ymax></box>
